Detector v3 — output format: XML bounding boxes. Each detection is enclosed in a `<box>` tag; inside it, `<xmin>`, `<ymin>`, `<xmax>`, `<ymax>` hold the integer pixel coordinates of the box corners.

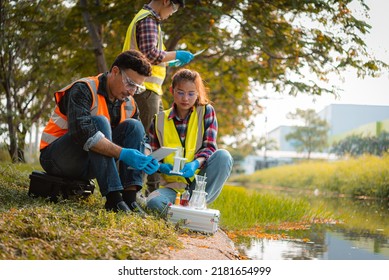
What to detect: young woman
<box><xmin>146</xmin><ymin>68</ymin><xmax>233</xmax><ymax>214</ymax></box>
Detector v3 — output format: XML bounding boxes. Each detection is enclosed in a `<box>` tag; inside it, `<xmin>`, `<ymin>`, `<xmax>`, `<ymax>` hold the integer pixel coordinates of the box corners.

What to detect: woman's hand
<box><xmin>180</xmin><ymin>160</ymin><xmax>200</xmax><ymax>178</ymax></box>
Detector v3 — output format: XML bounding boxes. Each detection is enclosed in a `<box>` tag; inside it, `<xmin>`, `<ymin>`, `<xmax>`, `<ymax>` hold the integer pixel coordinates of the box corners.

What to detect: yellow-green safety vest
<box><xmin>122</xmin><ymin>9</ymin><xmax>166</xmax><ymax>95</ymax></box>
<box><xmin>155</xmin><ymin>106</ymin><xmax>205</xmax><ymax>184</ymax></box>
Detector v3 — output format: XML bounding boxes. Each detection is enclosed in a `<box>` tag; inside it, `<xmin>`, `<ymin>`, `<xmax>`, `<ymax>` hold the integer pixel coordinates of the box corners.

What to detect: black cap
<box><xmin>172</xmin><ymin>0</ymin><xmax>185</xmax><ymax>8</ymax></box>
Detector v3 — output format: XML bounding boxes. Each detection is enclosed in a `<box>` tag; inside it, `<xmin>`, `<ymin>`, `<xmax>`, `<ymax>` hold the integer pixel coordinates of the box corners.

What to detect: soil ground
<box><xmin>157</xmin><ymin>230</ymin><xmax>242</xmax><ymax>260</ymax></box>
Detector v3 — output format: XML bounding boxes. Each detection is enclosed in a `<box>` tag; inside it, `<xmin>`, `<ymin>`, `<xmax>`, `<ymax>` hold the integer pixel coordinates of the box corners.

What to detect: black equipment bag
<box><xmin>28</xmin><ymin>171</ymin><xmax>95</xmax><ymax>202</ymax></box>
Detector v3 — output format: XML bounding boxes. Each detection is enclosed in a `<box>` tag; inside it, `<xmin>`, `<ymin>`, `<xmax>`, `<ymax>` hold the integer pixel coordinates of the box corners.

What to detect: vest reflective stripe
<box><xmin>50</xmin><ymin>111</ymin><xmax>68</xmax><ymax>130</ymax></box>
<box><xmin>145</xmin><ymin>75</ymin><xmax>165</xmax><ymax>85</ymax></box>
<box><xmin>121</xmin><ymin>97</ymin><xmax>136</xmax><ymax>120</ymax></box>
<box><xmin>156</xmin><ymin>106</ymin><xmax>205</xmax><ymax>184</ymax></box>
<box><xmin>40</xmin><ymin>75</ymin><xmax>136</xmax><ymax>150</ymax></box>
<box><xmin>40</xmin><ymin>132</ymin><xmax>58</xmax><ymax>146</ymax></box>
<box><xmin>40</xmin><ymin>76</ymin><xmax>99</xmax><ymax>150</ymax></box>
<box><xmin>122</xmin><ymin>9</ymin><xmax>166</xmax><ymax>95</ymax></box>
<box><xmin>195</xmin><ymin>107</ymin><xmax>205</xmax><ymax>152</ymax></box>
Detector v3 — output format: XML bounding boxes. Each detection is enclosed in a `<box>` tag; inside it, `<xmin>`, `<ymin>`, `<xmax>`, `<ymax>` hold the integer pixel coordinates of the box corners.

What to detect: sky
<box><xmin>252</xmin><ymin>0</ymin><xmax>389</xmax><ymax>137</ymax></box>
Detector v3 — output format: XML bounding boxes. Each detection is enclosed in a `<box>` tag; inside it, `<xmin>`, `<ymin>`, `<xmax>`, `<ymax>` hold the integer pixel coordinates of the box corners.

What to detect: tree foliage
<box><xmin>0</xmin><ymin>0</ymin><xmax>73</xmax><ymax>162</ymax></box>
<box><xmin>225</xmin><ymin>134</ymin><xmax>278</xmax><ymax>167</ymax></box>
<box><xmin>285</xmin><ymin>108</ymin><xmax>330</xmax><ymax>158</ymax></box>
<box><xmin>1</xmin><ymin>0</ymin><xmax>387</xmax><ymax>162</ymax></box>
<box><xmin>255</xmin><ymin>136</ymin><xmax>279</xmax><ymax>152</ymax></box>
<box><xmin>331</xmin><ymin>132</ymin><xmax>389</xmax><ymax>157</ymax></box>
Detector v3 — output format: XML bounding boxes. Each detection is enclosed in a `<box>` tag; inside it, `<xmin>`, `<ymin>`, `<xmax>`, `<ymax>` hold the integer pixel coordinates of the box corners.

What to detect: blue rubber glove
<box><xmin>143</xmin><ymin>158</ymin><xmax>160</xmax><ymax>175</ymax></box>
<box><xmin>159</xmin><ymin>163</ymin><xmax>173</xmax><ymax>175</ymax></box>
<box><xmin>119</xmin><ymin>148</ymin><xmax>152</xmax><ymax>170</ymax></box>
<box><xmin>180</xmin><ymin>160</ymin><xmax>200</xmax><ymax>178</ymax></box>
<box><xmin>175</xmin><ymin>50</ymin><xmax>194</xmax><ymax>65</ymax></box>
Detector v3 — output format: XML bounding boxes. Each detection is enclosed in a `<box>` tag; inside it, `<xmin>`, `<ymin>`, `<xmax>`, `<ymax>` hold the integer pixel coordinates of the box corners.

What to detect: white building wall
<box><xmin>268</xmin><ymin>125</ymin><xmax>298</xmax><ymax>151</ymax></box>
<box><xmin>318</xmin><ymin>104</ymin><xmax>389</xmax><ymax>137</ymax></box>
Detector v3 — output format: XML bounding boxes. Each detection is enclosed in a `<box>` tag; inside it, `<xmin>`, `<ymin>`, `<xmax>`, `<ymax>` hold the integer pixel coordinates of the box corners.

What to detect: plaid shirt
<box><xmin>136</xmin><ymin>5</ymin><xmax>166</xmax><ymax>65</ymax></box>
<box><xmin>148</xmin><ymin>104</ymin><xmax>218</xmax><ymax>163</ymax></box>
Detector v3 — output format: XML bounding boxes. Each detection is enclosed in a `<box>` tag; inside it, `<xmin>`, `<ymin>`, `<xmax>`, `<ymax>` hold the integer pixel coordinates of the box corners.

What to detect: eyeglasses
<box><xmin>175</xmin><ymin>90</ymin><xmax>197</xmax><ymax>99</ymax></box>
<box><xmin>170</xmin><ymin>1</ymin><xmax>178</xmax><ymax>13</ymax></box>
<box><xmin>121</xmin><ymin>70</ymin><xmax>146</xmax><ymax>95</ymax></box>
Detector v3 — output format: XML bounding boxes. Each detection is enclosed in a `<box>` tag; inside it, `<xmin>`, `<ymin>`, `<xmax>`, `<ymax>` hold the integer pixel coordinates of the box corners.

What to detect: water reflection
<box><xmin>239</xmin><ymin>226</ymin><xmax>389</xmax><ymax>260</ymax></box>
<box><xmin>238</xmin><ymin>185</ymin><xmax>389</xmax><ymax>259</ymax></box>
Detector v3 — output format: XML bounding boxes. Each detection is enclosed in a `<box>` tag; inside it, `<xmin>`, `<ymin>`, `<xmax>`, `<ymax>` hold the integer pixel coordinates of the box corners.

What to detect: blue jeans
<box><xmin>146</xmin><ymin>149</ymin><xmax>233</xmax><ymax>214</ymax></box>
<box><xmin>40</xmin><ymin>116</ymin><xmax>146</xmax><ymax>196</ymax></box>
<box><xmin>134</xmin><ymin>89</ymin><xmax>164</xmax><ymax>195</ymax></box>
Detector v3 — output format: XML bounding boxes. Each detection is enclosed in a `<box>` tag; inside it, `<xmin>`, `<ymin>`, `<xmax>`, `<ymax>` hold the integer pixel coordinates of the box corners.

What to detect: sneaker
<box><xmin>105</xmin><ymin>201</ymin><xmax>131</xmax><ymax>213</ymax></box>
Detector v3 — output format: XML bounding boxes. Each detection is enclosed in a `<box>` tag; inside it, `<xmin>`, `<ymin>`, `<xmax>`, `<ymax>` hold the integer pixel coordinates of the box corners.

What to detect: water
<box><xmin>238</xmin><ymin>226</ymin><xmax>389</xmax><ymax>260</ymax></box>
<box><xmin>236</xmin><ymin>187</ymin><xmax>389</xmax><ymax>260</ymax></box>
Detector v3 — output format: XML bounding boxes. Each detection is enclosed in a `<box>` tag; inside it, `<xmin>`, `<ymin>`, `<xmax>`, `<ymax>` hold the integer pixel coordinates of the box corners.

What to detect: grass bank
<box><xmin>209</xmin><ymin>185</ymin><xmax>333</xmax><ymax>230</ymax></box>
<box><xmin>0</xmin><ymin>163</ymin><xmax>180</xmax><ymax>259</ymax></box>
<box><xmin>0</xmin><ymin>162</ymin><xmax>335</xmax><ymax>259</ymax></box>
<box><xmin>231</xmin><ymin>154</ymin><xmax>389</xmax><ymax>199</ymax></box>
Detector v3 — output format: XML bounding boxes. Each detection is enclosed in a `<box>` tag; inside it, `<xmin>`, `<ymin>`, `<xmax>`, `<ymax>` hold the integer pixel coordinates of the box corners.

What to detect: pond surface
<box><xmin>238</xmin><ymin>226</ymin><xmax>389</xmax><ymax>260</ymax></box>
<box><xmin>236</xmin><ymin>187</ymin><xmax>389</xmax><ymax>260</ymax></box>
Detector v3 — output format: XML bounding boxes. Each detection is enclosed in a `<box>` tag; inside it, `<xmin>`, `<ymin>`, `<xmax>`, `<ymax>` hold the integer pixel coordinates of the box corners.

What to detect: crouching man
<box><xmin>39</xmin><ymin>50</ymin><xmax>159</xmax><ymax>213</ymax></box>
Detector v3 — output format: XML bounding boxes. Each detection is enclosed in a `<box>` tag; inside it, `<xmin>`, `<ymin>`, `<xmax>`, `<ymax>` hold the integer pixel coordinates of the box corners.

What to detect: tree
<box><xmin>255</xmin><ymin>136</ymin><xmax>279</xmax><ymax>168</ymax></box>
<box><xmin>79</xmin><ymin>0</ymin><xmax>108</xmax><ymax>73</ymax></box>
<box><xmin>162</xmin><ymin>0</ymin><xmax>387</xmax><ymax>138</ymax></box>
<box><xmin>1</xmin><ymin>0</ymin><xmax>387</xmax><ymax>162</ymax></box>
<box><xmin>0</xmin><ymin>0</ymin><xmax>73</xmax><ymax>162</ymax></box>
<box><xmin>69</xmin><ymin>0</ymin><xmax>387</xmax><ymax>138</ymax></box>
<box><xmin>225</xmin><ymin>134</ymin><xmax>258</xmax><ymax>159</ymax></box>
<box><xmin>331</xmin><ymin>131</ymin><xmax>389</xmax><ymax>157</ymax></box>
<box><xmin>285</xmin><ymin>109</ymin><xmax>330</xmax><ymax>159</ymax></box>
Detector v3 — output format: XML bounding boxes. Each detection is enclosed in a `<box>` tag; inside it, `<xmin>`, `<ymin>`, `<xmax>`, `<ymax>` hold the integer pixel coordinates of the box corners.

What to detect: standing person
<box><xmin>122</xmin><ymin>0</ymin><xmax>194</xmax><ymax>194</ymax></box>
<box><xmin>146</xmin><ymin>69</ymin><xmax>233</xmax><ymax>214</ymax></box>
<box><xmin>39</xmin><ymin>50</ymin><xmax>159</xmax><ymax>213</ymax></box>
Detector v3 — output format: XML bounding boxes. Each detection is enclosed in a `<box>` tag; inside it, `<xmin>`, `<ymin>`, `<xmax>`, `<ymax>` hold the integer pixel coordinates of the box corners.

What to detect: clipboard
<box><xmin>167</xmin><ymin>49</ymin><xmax>205</xmax><ymax>64</ymax></box>
<box><xmin>127</xmin><ymin>147</ymin><xmax>178</xmax><ymax>170</ymax></box>
<box><xmin>150</xmin><ymin>147</ymin><xmax>178</xmax><ymax>161</ymax></box>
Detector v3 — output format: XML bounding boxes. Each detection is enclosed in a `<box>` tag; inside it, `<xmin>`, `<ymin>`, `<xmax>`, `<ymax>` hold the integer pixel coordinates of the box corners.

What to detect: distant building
<box><xmin>241</xmin><ymin>151</ymin><xmax>336</xmax><ymax>174</ymax></box>
<box><xmin>240</xmin><ymin>104</ymin><xmax>389</xmax><ymax>174</ymax></box>
<box><xmin>317</xmin><ymin>104</ymin><xmax>389</xmax><ymax>139</ymax></box>
<box><xmin>268</xmin><ymin>104</ymin><xmax>389</xmax><ymax>150</ymax></box>
<box><xmin>329</xmin><ymin>119</ymin><xmax>389</xmax><ymax>144</ymax></box>
<box><xmin>267</xmin><ymin>125</ymin><xmax>297</xmax><ymax>152</ymax></box>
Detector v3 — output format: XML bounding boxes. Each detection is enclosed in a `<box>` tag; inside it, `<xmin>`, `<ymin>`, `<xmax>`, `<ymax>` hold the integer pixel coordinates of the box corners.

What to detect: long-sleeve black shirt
<box><xmin>57</xmin><ymin>72</ymin><xmax>140</xmax><ymax>151</ymax></box>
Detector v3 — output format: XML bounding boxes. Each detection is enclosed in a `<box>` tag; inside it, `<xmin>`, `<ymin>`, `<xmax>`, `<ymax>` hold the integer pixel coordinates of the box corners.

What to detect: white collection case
<box><xmin>167</xmin><ymin>205</ymin><xmax>220</xmax><ymax>234</ymax></box>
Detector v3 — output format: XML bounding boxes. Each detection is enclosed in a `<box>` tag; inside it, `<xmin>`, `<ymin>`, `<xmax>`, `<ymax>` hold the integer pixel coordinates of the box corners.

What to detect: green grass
<box><xmin>0</xmin><ymin>162</ymin><xmax>181</xmax><ymax>260</ymax></box>
<box><xmin>5</xmin><ymin>159</ymin><xmax>376</xmax><ymax>259</ymax></box>
<box><xmin>209</xmin><ymin>185</ymin><xmax>332</xmax><ymax>230</ymax></box>
<box><xmin>229</xmin><ymin>154</ymin><xmax>389</xmax><ymax>237</ymax></box>
<box><xmin>232</xmin><ymin>154</ymin><xmax>389</xmax><ymax>199</ymax></box>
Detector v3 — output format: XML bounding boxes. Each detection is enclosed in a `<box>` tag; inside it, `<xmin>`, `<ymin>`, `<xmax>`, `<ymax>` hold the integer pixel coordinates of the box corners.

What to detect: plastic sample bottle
<box><xmin>174</xmin><ymin>192</ymin><xmax>181</xmax><ymax>205</ymax></box>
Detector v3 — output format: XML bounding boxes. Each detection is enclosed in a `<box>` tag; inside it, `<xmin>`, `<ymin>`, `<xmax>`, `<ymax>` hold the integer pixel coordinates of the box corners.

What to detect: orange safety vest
<box><xmin>40</xmin><ymin>75</ymin><xmax>136</xmax><ymax>150</ymax></box>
